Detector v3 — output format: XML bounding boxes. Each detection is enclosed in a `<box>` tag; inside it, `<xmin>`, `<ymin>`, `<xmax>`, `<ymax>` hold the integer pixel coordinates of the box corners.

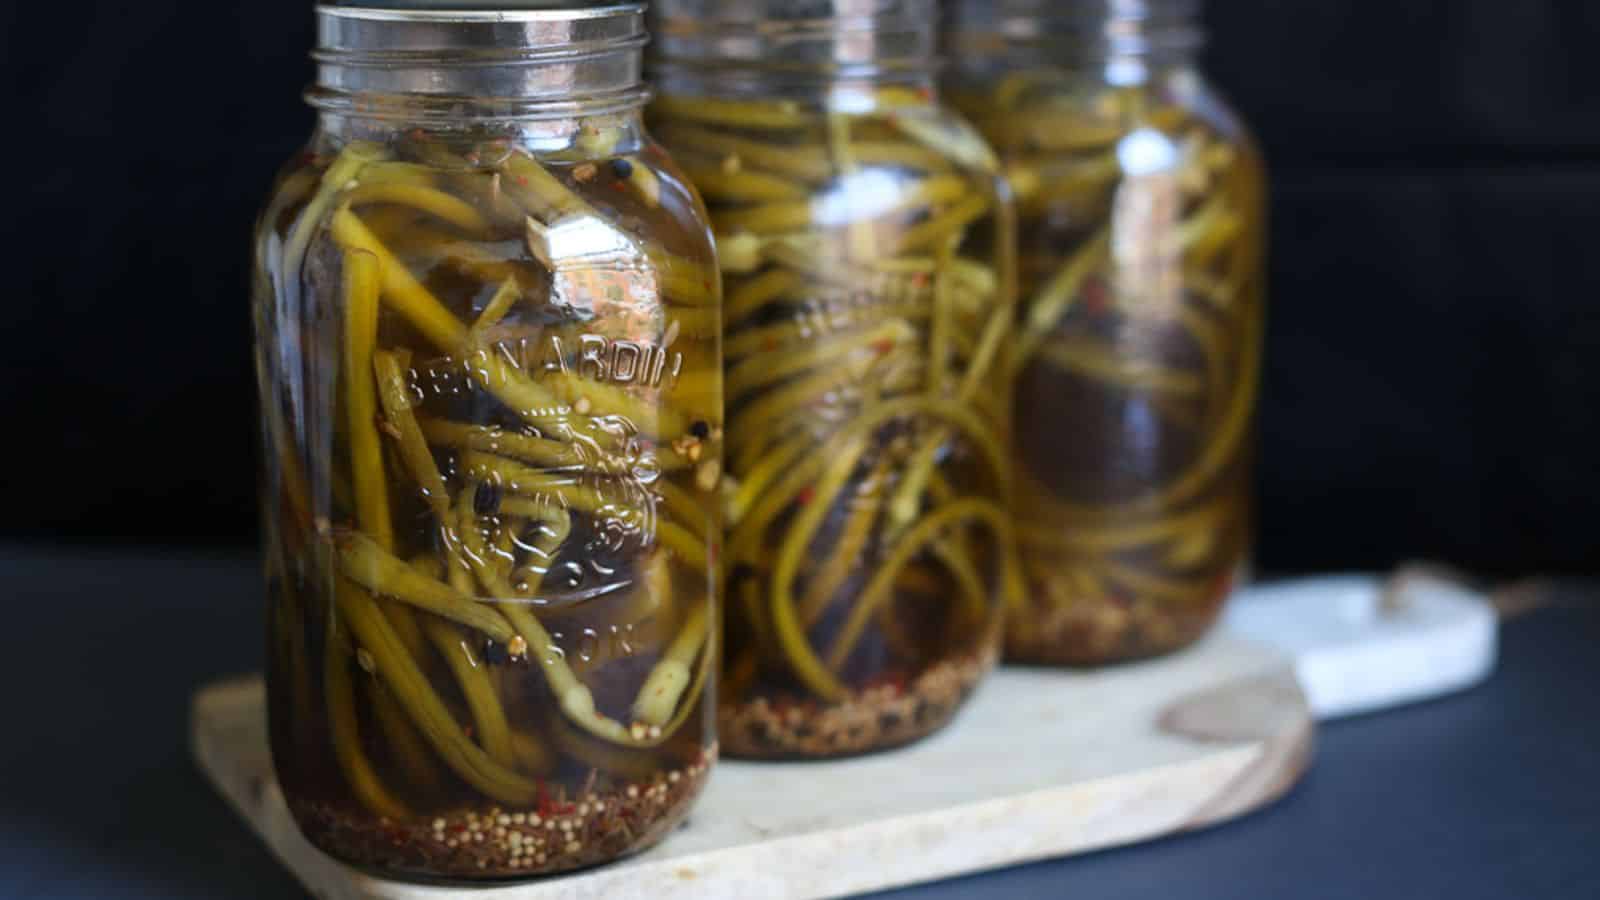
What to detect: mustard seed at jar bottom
<box><xmin>945</xmin><ymin>0</ymin><xmax>1266</xmax><ymax>665</ymax></box>
<box><xmin>650</xmin><ymin>0</ymin><xmax>1016</xmax><ymax>759</ymax></box>
<box><xmin>252</xmin><ymin>4</ymin><xmax>720</xmax><ymax>880</ymax></box>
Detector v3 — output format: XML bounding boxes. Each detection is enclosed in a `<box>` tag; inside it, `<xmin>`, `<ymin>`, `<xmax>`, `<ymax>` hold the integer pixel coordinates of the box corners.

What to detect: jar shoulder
<box><xmin>646</xmin><ymin>95</ymin><xmax>1011</xmax><ymax>221</ymax></box>
<box><xmin>251</xmin><ymin>125</ymin><xmax>719</xmax><ymax>304</ymax></box>
<box><xmin>948</xmin><ymin>67</ymin><xmax>1259</xmax><ymax>162</ymax></box>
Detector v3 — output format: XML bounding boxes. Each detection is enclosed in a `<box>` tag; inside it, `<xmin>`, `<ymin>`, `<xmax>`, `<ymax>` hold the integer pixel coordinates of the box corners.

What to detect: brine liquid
<box><xmin>652</xmin><ymin>90</ymin><xmax>1012</xmax><ymax>758</ymax></box>
<box><xmin>953</xmin><ymin>75</ymin><xmax>1266</xmax><ymax>665</ymax></box>
<box><xmin>255</xmin><ymin>123</ymin><xmax>721</xmax><ymax>878</ymax></box>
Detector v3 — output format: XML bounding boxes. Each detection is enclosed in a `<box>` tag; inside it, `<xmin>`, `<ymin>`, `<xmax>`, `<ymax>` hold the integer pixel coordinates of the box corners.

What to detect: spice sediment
<box><xmin>291</xmin><ymin>745</ymin><xmax>716</xmax><ymax>879</ymax></box>
<box><xmin>720</xmin><ymin>649</ymin><xmax>997</xmax><ymax>759</ymax></box>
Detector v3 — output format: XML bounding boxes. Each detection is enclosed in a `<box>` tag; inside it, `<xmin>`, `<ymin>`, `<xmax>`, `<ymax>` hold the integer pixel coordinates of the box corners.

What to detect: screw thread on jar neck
<box><xmin>648</xmin><ymin>0</ymin><xmax>941</xmax><ymax>101</ymax></box>
<box><xmin>944</xmin><ymin>0</ymin><xmax>1203</xmax><ymax>74</ymax></box>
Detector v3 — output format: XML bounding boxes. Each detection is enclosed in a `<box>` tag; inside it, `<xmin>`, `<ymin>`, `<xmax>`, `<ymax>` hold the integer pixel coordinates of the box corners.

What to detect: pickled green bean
<box><xmin>824</xmin><ymin>499</ymin><xmax>1006</xmax><ymax>670</ymax></box>
<box><xmin>651</xmin><ymin>94</ymin><xmax>814</xmax><ymax>129</ymax></box>
<box><xmin>425</xmin><ymin>620</ymin><xmax>517</xmax><ymax>768</ymax></box>
<box><xmin>403</xmin><ymin>553</ymin><xmax>518</xmax><ymax>768</ymax></box>
<box><xmin>654</xmin><ymin>122</ymin><xmax>836</xmax><ymax>182</ymax></box>
<box><xmin>658</xmin><ymin>88</ymin><xmax>1012</xmax><ymax>758</ymax></box>
<box><xmin>258</xmin><ymin>114</ymin><xmax>722</xmax><ymax>875</ymax></box>
<box><xmin>333</xmin><ymin>578</ymin><xmax>542</xmax><ymax>805</ymax></box>
<box><xmin>334</xmin><ymin>531</ymin><xmax>517</xmax><ymax>643</ymax></box>
<box><xmin>951</xmin><ymin>67</ymin><xmax>1264</xmax><ymax>664</ymax></box>
<box><xmin>796</xmin><ymin>457</ymin><xmax>891</xmax><ymax>626</ymax></box>
<box><xmin>632</xmin><ymin>602</ymin><xmax>710</xmax><ymax>726</ymax></box>
<box><xmin>343</xmin><ymin>249</ymin><xmax>393</xmax><ymax>549</ymax></box>
<box><xmin>419</xmin><ymin>417</ymin><xmax>625</xmax><ymax>473</ymax></box>
<box><xmin>324</xmin><ymin>599</ymin><xmax>411</xmax><ymax>821</ymax></box>
<box><xmin>282</xmin><ymin>142</ymin><xmax>387</xmax><ymax>298</ymax></box>
<box><xmin>347</xmin><ymin>181</ymin><xmax>493</xmax><ymax>234</ymax></box>
<box><xmin>373</xmin><ymin>350</ymin><xmax>453</xmax><ymax>521</ymax></box>
<box><xmin>678</xmin><ymin>160</ymin><xmax>810</xmax><ymax>202</ymax></box>
<box><xmin>369</xmin><ymin>670</ymin><xmax>445</xmax><ymax>797</ymax></box>
<box><xmin>469</xmin><ymin>277</ymin><xmax>522</xmax><ymax>335</ymax></box>
<box><xmin>452</xmin><ymin>490</ymin><xmax>708</xmax><ymax>749</ymax></box>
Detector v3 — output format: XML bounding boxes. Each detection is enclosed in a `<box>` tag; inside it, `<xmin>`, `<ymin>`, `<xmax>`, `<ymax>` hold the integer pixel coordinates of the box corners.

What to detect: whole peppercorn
<box><xmin>482</xmin><ymin>639</ymin><xmax>509</xmax><ymax>666</ymax></box>
<box><xmin>473</xmin><ymin>482</ymin><xmax>502</xmax><ymax>516</ymax></box>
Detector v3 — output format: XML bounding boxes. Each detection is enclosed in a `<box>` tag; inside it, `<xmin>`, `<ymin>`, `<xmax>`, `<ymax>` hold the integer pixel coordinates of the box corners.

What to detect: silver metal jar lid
<box><xmin>312</xmin><ymin>4</ymin><xmax>647</xmax><ymax>101</ymax></box>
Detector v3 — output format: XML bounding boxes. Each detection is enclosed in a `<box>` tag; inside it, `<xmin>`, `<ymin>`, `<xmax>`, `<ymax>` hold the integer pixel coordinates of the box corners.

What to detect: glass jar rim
<box><xmin>649</xmin><ymin>0</ymin><xmax>937</xmax><ymax>72</ymax></box>
<box><xmin>943</xmin><ymin>0</ymin><xmax>1203</xmax><ymax>56</ymax></box>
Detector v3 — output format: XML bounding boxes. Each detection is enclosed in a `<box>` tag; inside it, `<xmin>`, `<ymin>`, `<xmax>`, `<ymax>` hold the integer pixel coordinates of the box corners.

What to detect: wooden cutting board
<box><xmin>191</xmin><ymin>632</ymin><xmax>1310</xmax><ymax>900</ymax></box>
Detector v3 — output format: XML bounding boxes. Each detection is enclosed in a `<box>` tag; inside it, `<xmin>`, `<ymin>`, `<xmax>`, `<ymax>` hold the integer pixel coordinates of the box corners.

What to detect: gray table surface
<box><xmin>2</xmin><ymin>545</ymin><xmax>1595</xmax><ymax>899</ymax></box>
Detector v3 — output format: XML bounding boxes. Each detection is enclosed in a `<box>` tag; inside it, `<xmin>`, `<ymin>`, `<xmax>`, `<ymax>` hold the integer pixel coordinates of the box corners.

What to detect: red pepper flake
<box><xmin>514</xmin><ymin>175</ymin><xmax>529</xmax><ymax>187</ymax></box>
<box><xmin>708</xmin><ymin>541</ymin><xmax>719</xmax><ymax>564</ymax></box>
<box><xmin>1211</xmin><ymin>571</ymin><xmax>1233</xmax><ymax>600</ymax></box>
<box><xmin>796</xmin><ymin>486</ymin><xmax>816</xmax><ymax>506</ymax></box>
<box><xmin>911</xmin><ymin>272</ymin><xmax>929</xmax><ymax>288</ymax></box>
<box><xmin>917</xmin><ymin>86</ymin><xmax>934</xmax><ymax>101</ymax></box>
<box><xmin>871</xmin><ymin>337</ymin><xmax>895</xmax><ymax>356</ymax></box>
<box><xmin>1081</xmin><ymin>275</ymin><xmax>1110</xmax><ymax>316</ymax></box>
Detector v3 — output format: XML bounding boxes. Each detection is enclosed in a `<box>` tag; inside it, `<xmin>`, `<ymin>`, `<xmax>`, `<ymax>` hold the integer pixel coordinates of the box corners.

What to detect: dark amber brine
<box><xmin>947</xmin><ymin>0</ymin><xmax>1266</xmax><ymax>665</ymax></box>
<box><xmin>651</xmin><ymin>0</ymin><xmax>1014</xmax><ymax>758</ymax></box>
<box><xmin>252</xmin><ymin>4</ymin><xmax>719</xmax><ymax>880</ymax></box>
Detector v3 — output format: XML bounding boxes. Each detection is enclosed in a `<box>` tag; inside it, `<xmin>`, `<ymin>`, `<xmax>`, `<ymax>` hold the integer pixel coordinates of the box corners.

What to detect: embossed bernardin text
<box><xmin>408</xmin><ymin>333</ymin><xmax>683</xmax><ymax>398</ymax></box>
<box><xmin>543</xmin><ymin>334</ymin><xmax>682</xmax><ymax>387</ymax></box>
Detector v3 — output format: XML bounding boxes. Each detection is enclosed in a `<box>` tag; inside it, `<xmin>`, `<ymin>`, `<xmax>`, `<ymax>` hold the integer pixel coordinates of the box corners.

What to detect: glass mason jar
<box><xmin>252</xmin><ymin>4</ymin><xmax>721</xmax><ymax>879</ymax></box>
<box><xmin>944</xmin><ymin>0</ymin><xmax>1266</xmax><ymax>665</ymax></box>
<box><xmin>649</xmin><ymin>0</ymin><xmax>1015</xmax><ymax>758</ymax></box>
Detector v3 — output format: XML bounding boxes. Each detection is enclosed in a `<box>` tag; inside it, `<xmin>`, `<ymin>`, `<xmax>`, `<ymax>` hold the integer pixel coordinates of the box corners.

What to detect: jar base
<box><xmin>1003</xmin><ymin>605</ymin><xmax>1224</xmax><ymax>668</ymax></box>
<box><xmin>286</xmin><ymin>744</ymin><xmax>716</xmax><ymax>882</ymax></box>
<box><xmin>719</xmin><ymin>648</ymin><xmax>997</xmax><ymax>760</ymax></box>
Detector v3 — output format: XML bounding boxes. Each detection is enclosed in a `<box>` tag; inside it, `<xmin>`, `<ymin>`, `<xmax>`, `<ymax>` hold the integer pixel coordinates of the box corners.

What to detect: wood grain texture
<box><xmin>191</xmin><ymin>633</ymin><xmax>1311</xmax><ymax>900</ymax></box>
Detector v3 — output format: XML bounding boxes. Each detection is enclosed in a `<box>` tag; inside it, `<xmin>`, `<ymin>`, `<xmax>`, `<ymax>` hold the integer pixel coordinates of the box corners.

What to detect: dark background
<box><xmin>6</xmin><ymin>0</ymin><xmax>1599</xmax><ymax>575</ymax></box>
<box><xmin>3</xmin><ymin>4</ymin><xmax>1598</xmax><ymax>900</ymax></box>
